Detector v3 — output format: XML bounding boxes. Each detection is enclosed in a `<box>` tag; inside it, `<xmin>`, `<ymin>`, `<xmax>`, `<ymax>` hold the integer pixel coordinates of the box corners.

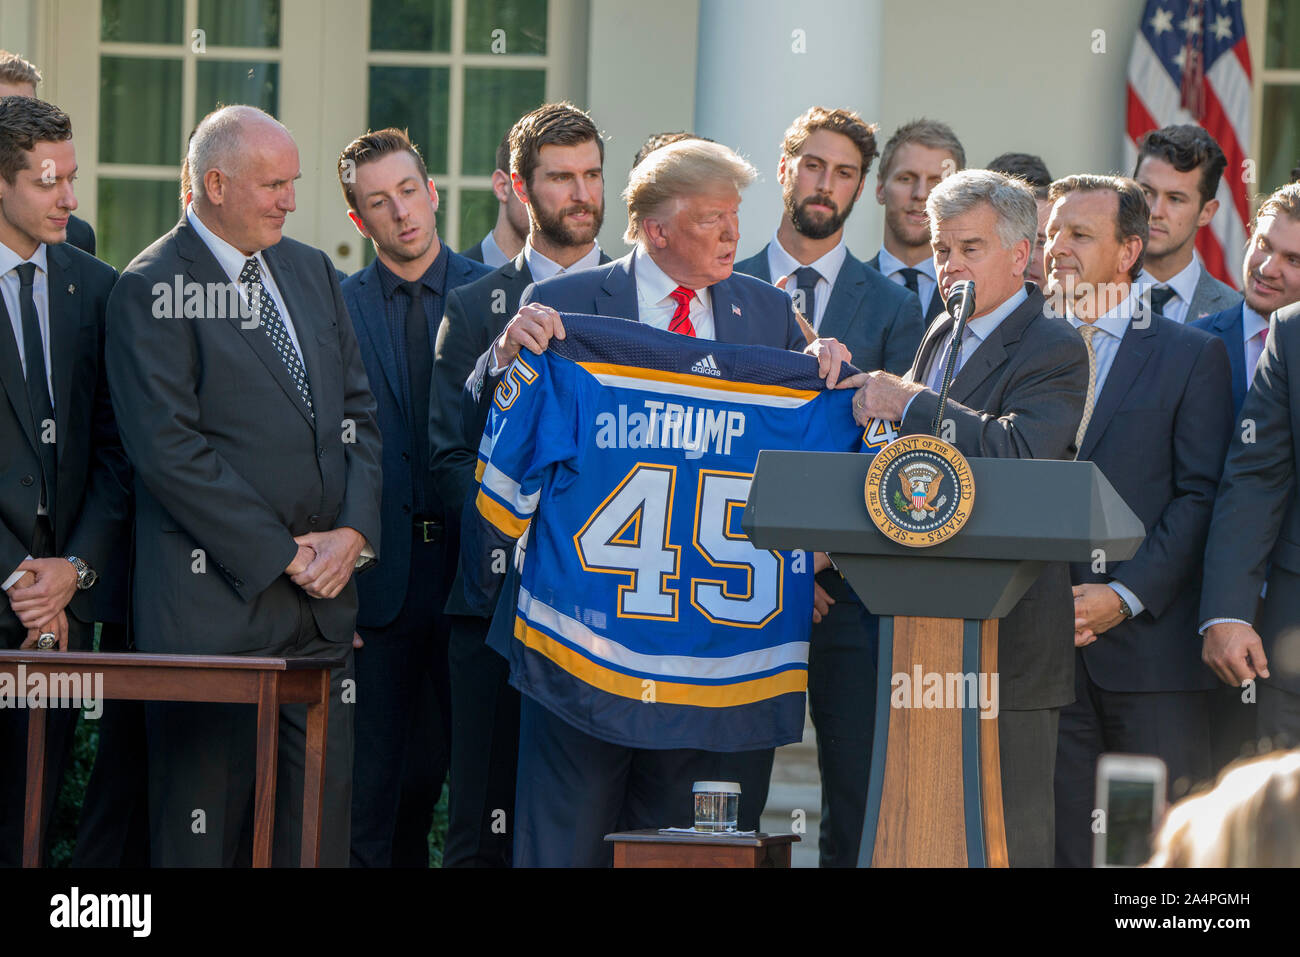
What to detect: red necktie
<box><xmin>669</xmin><ymin>285</ymin><xmax>696</xmax><ymax>337</ymax></box>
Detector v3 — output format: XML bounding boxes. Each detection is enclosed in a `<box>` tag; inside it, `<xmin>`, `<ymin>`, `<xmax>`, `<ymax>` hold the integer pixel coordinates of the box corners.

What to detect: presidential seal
<box><xmin>864</xmin><ymin>434</ymin><xmax>975</xmax><ymax>547</ymax></box>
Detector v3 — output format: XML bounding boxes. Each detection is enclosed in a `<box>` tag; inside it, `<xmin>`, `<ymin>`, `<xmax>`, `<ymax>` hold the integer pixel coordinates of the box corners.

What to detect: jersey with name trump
<box><xmin>464</xmin><ymin>314</ymin><xmax>889</xmax><ymax>751</ymax></box>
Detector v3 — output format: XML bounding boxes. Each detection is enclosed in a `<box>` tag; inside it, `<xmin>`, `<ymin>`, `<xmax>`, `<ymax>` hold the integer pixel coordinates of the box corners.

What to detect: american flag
<box><xmin>1125</xmin><ymin>0</ymin><xmax>1252</xmax><ymax>289</ymax></box>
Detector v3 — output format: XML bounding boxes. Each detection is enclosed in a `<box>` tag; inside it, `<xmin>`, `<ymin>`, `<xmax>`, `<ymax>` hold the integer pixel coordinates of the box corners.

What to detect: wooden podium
<box><xmin>743</xmin><ymin>452</ymin><xmax>1143</xmax><ymax>867</ymax></box>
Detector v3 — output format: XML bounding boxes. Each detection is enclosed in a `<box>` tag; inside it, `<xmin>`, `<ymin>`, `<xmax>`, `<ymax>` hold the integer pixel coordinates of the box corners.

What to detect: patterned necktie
<box><xmin>793</xmin><ymin>266</ymin><xmax>822</xmax><ymax>326</ymax></box>
<box><xmin>1149</xmin><ymin>285</ymin><xmax>1176</xmax><ymax>317</ymax></box>
<box><xmin>668</xmin><ymin>285</ymin><xmax>696</xmax><ymax>336</ymax></box>
<box><xmin>239</xmin><ymin>257</ymin><xmax>313</xmax><ymax>418</ymax></box>
<box><xmin>1075</xmin><ymin>324</ymin><xmax>1100</xmax><ymax>449</ymax></box>
<box><xmin>15</xmin><ymin>262</ymin><xmax>56</xmax><ymax>509</ymax></box>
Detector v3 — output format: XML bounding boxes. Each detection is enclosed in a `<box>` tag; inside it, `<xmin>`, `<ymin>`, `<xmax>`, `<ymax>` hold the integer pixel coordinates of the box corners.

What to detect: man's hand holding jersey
<box><xmin>493</xmin><ymin>302</ymin><xmax>854</xmax><ymax>388</ymax></box>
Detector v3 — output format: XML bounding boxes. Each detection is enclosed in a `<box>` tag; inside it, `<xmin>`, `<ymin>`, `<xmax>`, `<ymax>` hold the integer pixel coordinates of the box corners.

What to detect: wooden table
<box><xmin>605</xmin><ymin>829</ymin><xmax>799</xmax><ymax>868</ymax></box>
<box><xmin>0</xmin><ymin>649</ymin><xmax>343</xmax><ymax>868</ymax></box>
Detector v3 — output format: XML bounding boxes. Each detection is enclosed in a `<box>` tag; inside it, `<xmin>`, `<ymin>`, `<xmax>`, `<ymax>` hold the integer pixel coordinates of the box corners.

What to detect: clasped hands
<box><xmin>285</xmin><ymin>526</ymin><xmax>367</xmax><ymax>599</ymax></box>
<box><xmin>7</xmin><ymin>558</ymin><xmax>79</xmax><ymax>651</ymax></box>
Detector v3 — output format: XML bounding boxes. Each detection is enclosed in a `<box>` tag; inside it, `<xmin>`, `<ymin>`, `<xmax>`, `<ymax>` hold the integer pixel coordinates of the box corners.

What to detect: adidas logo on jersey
<box><xmin>690</xmin><ymin>354</ymin><xmax>722</xmax><ymax>377</ymax></box>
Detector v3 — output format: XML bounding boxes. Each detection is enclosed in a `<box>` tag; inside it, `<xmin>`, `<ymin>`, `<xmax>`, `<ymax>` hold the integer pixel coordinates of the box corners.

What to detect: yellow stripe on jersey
<box><xmin>476</xmin><ymin>488</ymin><xmax>531</xmax><ymax>539</ymax></box>
<box><xmin>474</xmin><ymin>458</ymin><xmax>486</xmax><ymax>483</ymax></box>
<box><xmin>580</xmin><ymin>362</ymin><xmax>821</xmax><ymax>403</ymax></box>
<box><xmin>514</xmin><ymin>616</ymin><xmax>807</xmax><ymax>707</ymax></box>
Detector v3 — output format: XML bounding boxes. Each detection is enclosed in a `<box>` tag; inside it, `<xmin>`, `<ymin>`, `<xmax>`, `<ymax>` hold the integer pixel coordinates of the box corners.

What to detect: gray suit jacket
<box><xmin>1187</xmin><ymin>265</ymin><xmax>1242</xmax><ymax>323</ymax></box>
<box><xmin>903</xmin><ymin>284</ymin><xmax>1090</xmax><ymax>709</ymax></box>
<box><xmin>1200</xmin><ymin>300</ymin><xmax>1300</xmax><ymax>694</ymax></box>
<box><xmin>105</xmin><ymin>217</ymin><xmax>383</xmax><ymax>654</ymax></box>
<box><xmin>732</xmin><ymin>245</ymin><xmax>924</xmax><ymax>376</ymax></box>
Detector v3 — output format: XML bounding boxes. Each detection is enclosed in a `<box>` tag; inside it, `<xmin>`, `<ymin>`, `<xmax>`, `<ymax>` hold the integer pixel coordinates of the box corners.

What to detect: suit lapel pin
<box><xmin>732</xmin><ymin>304</ymin><xmax>741</xmax><ymax>317</ymax></box>
<box><xmin>67</xmin><ymin>284</ymin><xmax>75</xmax><ymax>294</ymax></box>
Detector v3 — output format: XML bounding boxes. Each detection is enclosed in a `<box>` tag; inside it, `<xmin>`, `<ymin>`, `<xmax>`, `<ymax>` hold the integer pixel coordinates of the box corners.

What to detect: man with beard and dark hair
<box><xmin>429</xmin><ymin>101</ymin><xmax>609</xmax><ymax>866</ymax></box>
<box><xmin>869</xmin><ymin>119</ymin><xmax>966</xmax><ymax>323</ymax></box>
<box><xmin>732</xmin><ymin>105</ymin><xmax>923</xmax><ymax>861</ymax></box>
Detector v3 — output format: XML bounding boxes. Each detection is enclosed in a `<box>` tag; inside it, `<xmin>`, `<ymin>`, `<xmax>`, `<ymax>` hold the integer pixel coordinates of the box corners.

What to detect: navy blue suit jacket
<box><xmin>733</xmin><ymin>244</ymin><xmax>923</xmax><ymax>375</ymax></box>
<box><xmin>1072</xmin><ymin>317</ymin><xmax>1233</xmax><ymax>692</ymax></box>
<box><xmin>343</xmin><ymin>249</ymin><xmax>492</xmax><ymax>628</ymax></box>
<box><xmin>1191</xmin><ymin>303</ymin><xmax>1250</xmax><ymax>417</ymax></box>
<box><xmin>462</xmin><ymin>251</ymin><xmax>807</xmax><ymax>439</ymax></box>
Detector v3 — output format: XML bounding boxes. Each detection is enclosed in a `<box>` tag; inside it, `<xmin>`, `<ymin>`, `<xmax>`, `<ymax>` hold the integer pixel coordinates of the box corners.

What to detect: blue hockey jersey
<box><xmin>464</xmin><ymin>315</ymin><xmax>895</xmax><ymax>751</ymax></box>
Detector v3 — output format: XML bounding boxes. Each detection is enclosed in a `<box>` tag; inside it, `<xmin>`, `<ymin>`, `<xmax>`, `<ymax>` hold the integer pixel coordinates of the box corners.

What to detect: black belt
<box><xmin>413</xmin><ymin>516</ymin><xmax>444</xmax><ymax>544</ymax></box>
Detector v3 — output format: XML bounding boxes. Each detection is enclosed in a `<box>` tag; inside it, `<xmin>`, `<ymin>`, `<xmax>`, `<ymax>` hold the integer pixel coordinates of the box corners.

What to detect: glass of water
<box><xmin>693</xmin><ymin>781</ymin><xmax>741</xmax><ymax>832</ymax></box>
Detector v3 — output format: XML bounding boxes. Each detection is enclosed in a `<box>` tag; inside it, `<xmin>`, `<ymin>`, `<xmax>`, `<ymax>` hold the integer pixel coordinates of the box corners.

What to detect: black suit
<box><xmin>1201</xmin><ymin>301</ymin><xmax>1300</xmax><ymax>749</ymax></box>
<box><xmin>105</xmin><ymin>215</ymin><xmax>383</xmax><ymax>866</ymax></box>
<box><xmin>729</xmin><ymin>244</ymin><xmax>923</xmax><ymax>853</ymax></box>
<box><xmin>0</xmin><ymin>241</ymin><xmax>129</xmax><ymax>865</ymax></box>
<box><xmin>460</xmin><ymin>238</ymin><xmax>486</xmax><ymax>264</ymax></box>
<box><xmin>900</xmin><ymin>284</ymin><xmax>1089</xmax><ymax>866</ymax></box>
<box><xmin>1055</xmin><ymin>316</ymin><xmax>1233</xmax><ymax>867</ymax></box>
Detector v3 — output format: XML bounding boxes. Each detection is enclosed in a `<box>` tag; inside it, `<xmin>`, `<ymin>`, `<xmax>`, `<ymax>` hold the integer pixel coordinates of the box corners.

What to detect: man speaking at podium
<box><xmin>844</xmin><ymin>169</ymin><xmax>1089</xmax><ymax>866</ymax></box>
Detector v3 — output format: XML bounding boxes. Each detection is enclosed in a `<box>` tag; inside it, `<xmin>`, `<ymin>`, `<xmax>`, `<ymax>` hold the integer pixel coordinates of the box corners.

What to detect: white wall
<box><xmin>695</xmin><ymin>0</ymin><xmax>884</xmax><ymax>262</ymax></box>
<box><xmin>878</xmin><ymin>0</ymin><xmax>1144</xmax><ymax>189</ymax></box>
<box><xmin>587</xmin><ymin>0</ymin><xmax>701</xmax><ymax>255</ymax></box>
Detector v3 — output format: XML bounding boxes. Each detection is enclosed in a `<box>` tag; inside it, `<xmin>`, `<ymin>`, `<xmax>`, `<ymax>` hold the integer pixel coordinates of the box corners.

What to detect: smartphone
<box><xmin>1093</xmin><ymin>753</ymin><xmax>1167</xmax><ymax>868</ymax></box>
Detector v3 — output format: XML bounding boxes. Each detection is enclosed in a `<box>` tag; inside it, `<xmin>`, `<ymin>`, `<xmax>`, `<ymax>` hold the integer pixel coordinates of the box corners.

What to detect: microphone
<box><xmin>930</xmin><ymin>280</ymin><xmax>976</xmax><ymax>438</ymax></box>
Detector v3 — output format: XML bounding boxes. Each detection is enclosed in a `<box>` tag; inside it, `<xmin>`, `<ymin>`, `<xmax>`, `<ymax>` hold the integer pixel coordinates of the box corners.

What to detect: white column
<box><xmin>694</xmin><ymin>0</ymin><xmax>885</xmax><ymax>261</ymax></box>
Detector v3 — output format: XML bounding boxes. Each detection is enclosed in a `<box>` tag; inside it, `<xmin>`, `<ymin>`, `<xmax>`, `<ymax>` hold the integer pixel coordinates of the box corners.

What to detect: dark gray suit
<box><xmin>105</xmin><ymin>215</ymin><xmax>383</xmax><ymax>865</ymax></box>
<box><xmin>1200</xmin><ymin>300</ymin><xmax>1300</xmax><ymax>748</ymax></box>
<box><xmin>1186</xmin><ymin>266</ymin><xmax>1242</xmax><ymax>323</ymax></box>
<box><xmin>901</xmin><ymin>283</ymin><xmax>1089</xmax><ymax>866</ymax></box>
<box><xmin>1055</xmin><ymin>316</ymin><xmax>1233</xmax><ymax>866</ymax></box>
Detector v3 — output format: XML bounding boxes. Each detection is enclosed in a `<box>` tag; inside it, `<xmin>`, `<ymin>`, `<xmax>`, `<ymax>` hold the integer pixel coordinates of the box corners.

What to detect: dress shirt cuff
<box><xmin>1107</xmin><ymin>581</ymin><xmax>1144</xmax><ymax>618</ymax></box>
<box><xmin>3</xmin><ymin>556</ymin><xmax>35</xmax><ymax>592</ymax></box>
<box><xmin>355</xmin><ymin>543</ymin><xmax>375</xmax><ymax>567</ymax></box>
<box><xmin>901</xmin><ymin>390</ymin><xmax>927</xmax><ymax>424</ymax></box>
<box><xmin>1199</xmin><ymin>617</ymin><xmax>1251</xmax><ymax>636</ymax></box>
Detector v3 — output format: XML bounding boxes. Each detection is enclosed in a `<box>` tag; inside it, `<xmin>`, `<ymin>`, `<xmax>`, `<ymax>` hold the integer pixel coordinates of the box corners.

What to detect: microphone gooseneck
<box><xmin>930</xmin><ymin>280</ymin><xmax>976</xmax><ymax>438</ymax></box>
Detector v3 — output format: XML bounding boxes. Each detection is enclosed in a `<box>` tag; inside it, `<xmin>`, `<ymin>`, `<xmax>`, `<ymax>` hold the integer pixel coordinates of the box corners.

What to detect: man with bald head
<box><xmin>106</xmin><ymin>105</ymin><xmax>383</xmax><ymax>866</ymax></box>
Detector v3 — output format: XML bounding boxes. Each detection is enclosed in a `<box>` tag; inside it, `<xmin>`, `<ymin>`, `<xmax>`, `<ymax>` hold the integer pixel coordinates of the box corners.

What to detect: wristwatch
<box><xmin>65</xmin><ymin>556</ymin><xmax>98</xmax><ymax>590</ymax></box>
<box><xmin>1116</xmin><ymin>594</ymin><xmax>1134</xmax><ymax>620</ymax></box>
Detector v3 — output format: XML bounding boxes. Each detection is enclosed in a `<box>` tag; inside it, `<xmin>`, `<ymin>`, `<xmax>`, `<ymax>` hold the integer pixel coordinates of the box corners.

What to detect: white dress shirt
<box><xmin>765</xmin><ymin>231</ymin><xmax>847</xmax><ymax>332</ymax></box>
<box><xmin>186</xmin><ymin>206</ymin><xmax>305</xmax><ymax>362</ymax></box>
<box><xmin>523</xmin><ymin>239</ymin><xmax>602</xmax><ymax>284</ymax></box>
<box><xmin>477</xmin><ymin>230</ymin><xmax>511</xmax><ymax>269</ymax></box>
<box><xmin>634</xmin><ymin>246</ymin><xmax>715</xmax><ymax>339</ymax></box>
<box><xmin>877</xmin><ymin>245</ymin><xmax>939</xmax><ymax>317</ymax></box>
<box><xmin>1137</xmin><ymin>253</ymin><xmax>1202</xmax><ymax>325</ymax></box>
